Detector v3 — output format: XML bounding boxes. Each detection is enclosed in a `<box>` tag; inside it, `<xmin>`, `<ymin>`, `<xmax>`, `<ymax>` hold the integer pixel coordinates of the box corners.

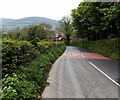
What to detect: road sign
<box><xmin>55</xmin><ymin>34</ymin><xmax>58</xmax><ymax>38</ymax></box>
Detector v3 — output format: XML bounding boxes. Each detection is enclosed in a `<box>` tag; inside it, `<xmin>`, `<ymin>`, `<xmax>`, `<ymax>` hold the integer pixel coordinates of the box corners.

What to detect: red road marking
<box><xmin>62</xmin><ymin>52</ymin><xmax>111</xmax><ymax>60</ymax></box>
<box><xmin>80</xmin><ymin>53</ymin><xmax>111</xmax><ymax>60</ymax></box>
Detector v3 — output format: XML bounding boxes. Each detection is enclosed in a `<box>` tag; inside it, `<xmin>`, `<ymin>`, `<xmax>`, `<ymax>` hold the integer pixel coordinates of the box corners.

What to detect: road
<box><xmin>42</xmin><ymin>46</ymin><xmax>119</xmax><ymax>98</ymax></box>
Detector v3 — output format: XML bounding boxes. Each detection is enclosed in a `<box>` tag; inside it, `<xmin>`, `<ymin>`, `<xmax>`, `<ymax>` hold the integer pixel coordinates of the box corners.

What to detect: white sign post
<box><xmin>55</xmin><ymin>34</ymin><xmax>58</xmax><ymax>47</ymax></box>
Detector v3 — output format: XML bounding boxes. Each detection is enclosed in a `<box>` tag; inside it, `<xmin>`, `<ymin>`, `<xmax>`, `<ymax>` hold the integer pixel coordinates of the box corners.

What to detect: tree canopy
<box><xmin>56</xmin><ymin>16</ymin><xmax>73</xmax><ymax>44</ymax></box>
<box><xmin>3</xmin><ymin>22</ymin><xmax>55</xmax><ymax>43</ymax></box>
<box><xmin>27</xmin><ymin>23</ymin><xmax>55</xmax><ymax>45</ymax></box>
<box><xmin>71</xmin><ymin>2</ymin><xmax>120</xmax><ymax>40</ymax></box>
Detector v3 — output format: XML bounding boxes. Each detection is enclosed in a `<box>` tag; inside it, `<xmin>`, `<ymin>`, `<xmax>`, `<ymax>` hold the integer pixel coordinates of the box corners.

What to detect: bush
<box><xmin>0</xmin><ymin>73</ymin><xmax>38</xmax><ymax>99</ymax></box>
<box><xmin>1</xmin><ymin>41</ymin><xmax>66</xmax><ymax>99</ymax></box>
<box><xmin>2</xmin><ymin>39</ymin><xmax>39</xmax><ymax>76</ymax></box>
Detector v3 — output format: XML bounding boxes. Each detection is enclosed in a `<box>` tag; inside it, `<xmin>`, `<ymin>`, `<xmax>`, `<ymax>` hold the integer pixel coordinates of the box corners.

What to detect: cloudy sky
<box><xmin>1</xmin><ymin>0</ymin><xmax>83</xmax><ymax>20</ymax></box>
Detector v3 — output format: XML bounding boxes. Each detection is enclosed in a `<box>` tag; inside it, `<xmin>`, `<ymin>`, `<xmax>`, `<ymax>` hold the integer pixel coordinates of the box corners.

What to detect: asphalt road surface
<box><xmin>42</xmin><ymin>46</ymin><xmax>119</xmax><ymax>98</ymax></box>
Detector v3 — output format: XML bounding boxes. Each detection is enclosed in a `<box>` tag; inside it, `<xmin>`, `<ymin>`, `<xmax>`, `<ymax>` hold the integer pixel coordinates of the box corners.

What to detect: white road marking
<box><xmin>64</xmin><ymin>53</ymin><xmax>80</xmax><ymax>56</ymax></box>
<box><xmin>81</xmin><ymin>54</ymin><xmax>84</xmax><ymax>58</ymax></box>
<box><xmin>75</xmin><ymin>48</ymin><xmax>84</xmax><ymax>58</ymax></box>
<box><xmin>89</xmin><ymin>62</ymin><xmax>120</xmax><ymax>87</ymax></box>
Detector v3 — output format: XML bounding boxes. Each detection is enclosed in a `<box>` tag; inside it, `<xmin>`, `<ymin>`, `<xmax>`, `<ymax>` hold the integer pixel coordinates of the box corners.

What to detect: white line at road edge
<box><xmin>89</xmin><ymin>62</ymin><xmax>120</xmax><ymax>87</ymax></box>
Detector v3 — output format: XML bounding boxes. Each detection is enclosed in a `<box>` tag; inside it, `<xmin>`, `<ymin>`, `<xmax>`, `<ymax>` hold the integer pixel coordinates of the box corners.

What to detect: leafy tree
<box><xmin>57</xmin><ymin>16</ymin><xmax>73</xmax><ymax>44</ymax></box>
<box><xmin>3</xmin><ymin>30</ymin><xmax>28</xmax><ymax>40</ymax></box>
<box><xmin>27</xmin><ymin>23</ymin><xmax>55</xmax><ymax>45</ymax></box>
<box><xmin>27</xmin><ymin>26</ymin><xmax>39</xmax><ymax>46</ymax></box>
<box><xmin>39</xmin><ymin>22</ymin><xmax>52</xmax><ymax>31</ymax></box>
<box><xmin>71</xmin><ymin>2</ymin><xmax>102</xmax><ymax>40</ymax></box>
<box><xmin>100</xmin><ymin>2</ymin><xmax>120</xmax><ymax>38</ymax></box>
<box><xmin>39</xmin><ymin>23</ymin><xmax>55</xmax><ymax>40</ymax></box>
<box><xmin>3</xmin><ymin>23</ymin><xmax>55</xmax><ymax>42</ymax></box>
<box><xmin>35</xmin><ymin>25</ymin><xmax>46</xmax><ymax>40</ymax></box>
<box><xmin>71</xmin><ymin>2</ymin><xmax>120</xmax><ymax>40</ymax></box>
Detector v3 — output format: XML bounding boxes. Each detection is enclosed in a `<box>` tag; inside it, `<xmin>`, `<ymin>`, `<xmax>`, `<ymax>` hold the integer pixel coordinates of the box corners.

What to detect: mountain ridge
<box><xmin>1</xmin><ymin>17</ymin><xmax>59</xmax><ymax>31</ymax></box>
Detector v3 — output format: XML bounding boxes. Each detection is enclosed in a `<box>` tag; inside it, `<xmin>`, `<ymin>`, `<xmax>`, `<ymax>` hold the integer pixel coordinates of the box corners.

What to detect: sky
<box><xmin>1</xmin><ymin>0</ymin><xmax>83</xmax><ymax>20</ymax></box>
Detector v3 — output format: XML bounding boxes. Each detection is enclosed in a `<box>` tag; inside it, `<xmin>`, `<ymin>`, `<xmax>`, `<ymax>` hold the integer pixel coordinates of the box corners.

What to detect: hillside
<box><xmin>0</xmin><ymin>18</ymin><xmax>15</xmax><ymax>25</ymax></box>
<box><xmin>1</xmin><ymin>17</ymin><xmax>58</xmax><ymax>31</ymax></box>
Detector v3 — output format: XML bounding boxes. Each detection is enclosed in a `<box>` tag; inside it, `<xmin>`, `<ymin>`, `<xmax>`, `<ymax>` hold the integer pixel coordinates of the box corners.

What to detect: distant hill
<box><xmin>1</xmin><ymin>17</ymin><xmax>59</xmax><ymax>32</ymax></box>
<box><xmin>0</xmin><ymin>18</ymin><xmax>15</xmax><ymax>25</ymax></box>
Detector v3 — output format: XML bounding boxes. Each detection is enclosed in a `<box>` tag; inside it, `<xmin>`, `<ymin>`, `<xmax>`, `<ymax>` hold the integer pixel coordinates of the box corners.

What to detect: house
<box><xmin>50</xmin><ymin>33</ymin><xmax>65</xmax><ymax>41</ymax></box>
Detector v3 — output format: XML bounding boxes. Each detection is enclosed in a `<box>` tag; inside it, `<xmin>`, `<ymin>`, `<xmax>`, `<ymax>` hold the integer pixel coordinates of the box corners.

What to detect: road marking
<box><xmin>75</xmin><ymin>48</ymin><xmax>84</xmax><ymax>58</ymax></box>
<box><xmin>64</xmin><ymin>53</ymin><xmax>80</xmax><ymax>56</ymax></box>
<box><xmin>81</xmin><ymin>54</ymin><xmax>84</xmax><ymax>58</ymax></box>
<box><xmin>89</xmin><ymin>62</ymin><xmax>120</xmax><ymax>87</ymax></box>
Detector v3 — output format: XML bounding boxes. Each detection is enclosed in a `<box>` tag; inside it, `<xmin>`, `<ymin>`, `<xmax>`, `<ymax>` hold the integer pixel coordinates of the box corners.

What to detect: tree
<box><xmin>4</xmin><ymin>30</ymin><xmax>28</xmax><ymax>40</ymax></box>
<box><xmin>35</xmin><ymin>25</ymin><xmax>46</xmax><ymax>40</ymax></box>
<box><xmin>57</xmin><ymin>16</ymin><xmax>73</xmax><ymax>44</ymax></box>
<box><xmin>39</xmin><ymin>22</ymin><xmax>52</xmax><ymax>31</ymax></box>
<box><xmin>71</xmin><ymin>2</ymin><xmax>102</xmax><ymax>40</ymax></box>
<box><xmin>27</xmin><ymin>23</ymin><xmax>55</xmax><ymax>44</ymax></box>
<box><xmin>39</xmin><ymin>23</ymin><xmax>55</xmax><ymax>40</ymax></box>
<box><xmin>71</xmin><ymin>2</ymin><xmax>120</xmax><ymax>40</ymax></box>
<box><xmin>100</xmin><ymin>2</ymin><xmax>120</xmax><ymax>38</ymax></box>
<box><xmin>27</xmin><ymin>25</ymin><xmax>46</xmax><ymax>46</ymax></box>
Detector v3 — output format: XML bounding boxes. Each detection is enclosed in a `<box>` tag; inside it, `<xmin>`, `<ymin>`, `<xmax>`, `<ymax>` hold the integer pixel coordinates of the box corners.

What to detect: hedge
<box><xmin>71</xmin><ymin>38</ymin><xmax>119</xmax><ymax>60</ymax></box>
<box><xmin>1</xmin><ymin>39</ymin><xmax>66</xmax><ymax>99</ymax></box>
<box><xmin>2</xmin><ymin>39</ymin><xmax>39</xmax><ymax>76</ymax></box>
